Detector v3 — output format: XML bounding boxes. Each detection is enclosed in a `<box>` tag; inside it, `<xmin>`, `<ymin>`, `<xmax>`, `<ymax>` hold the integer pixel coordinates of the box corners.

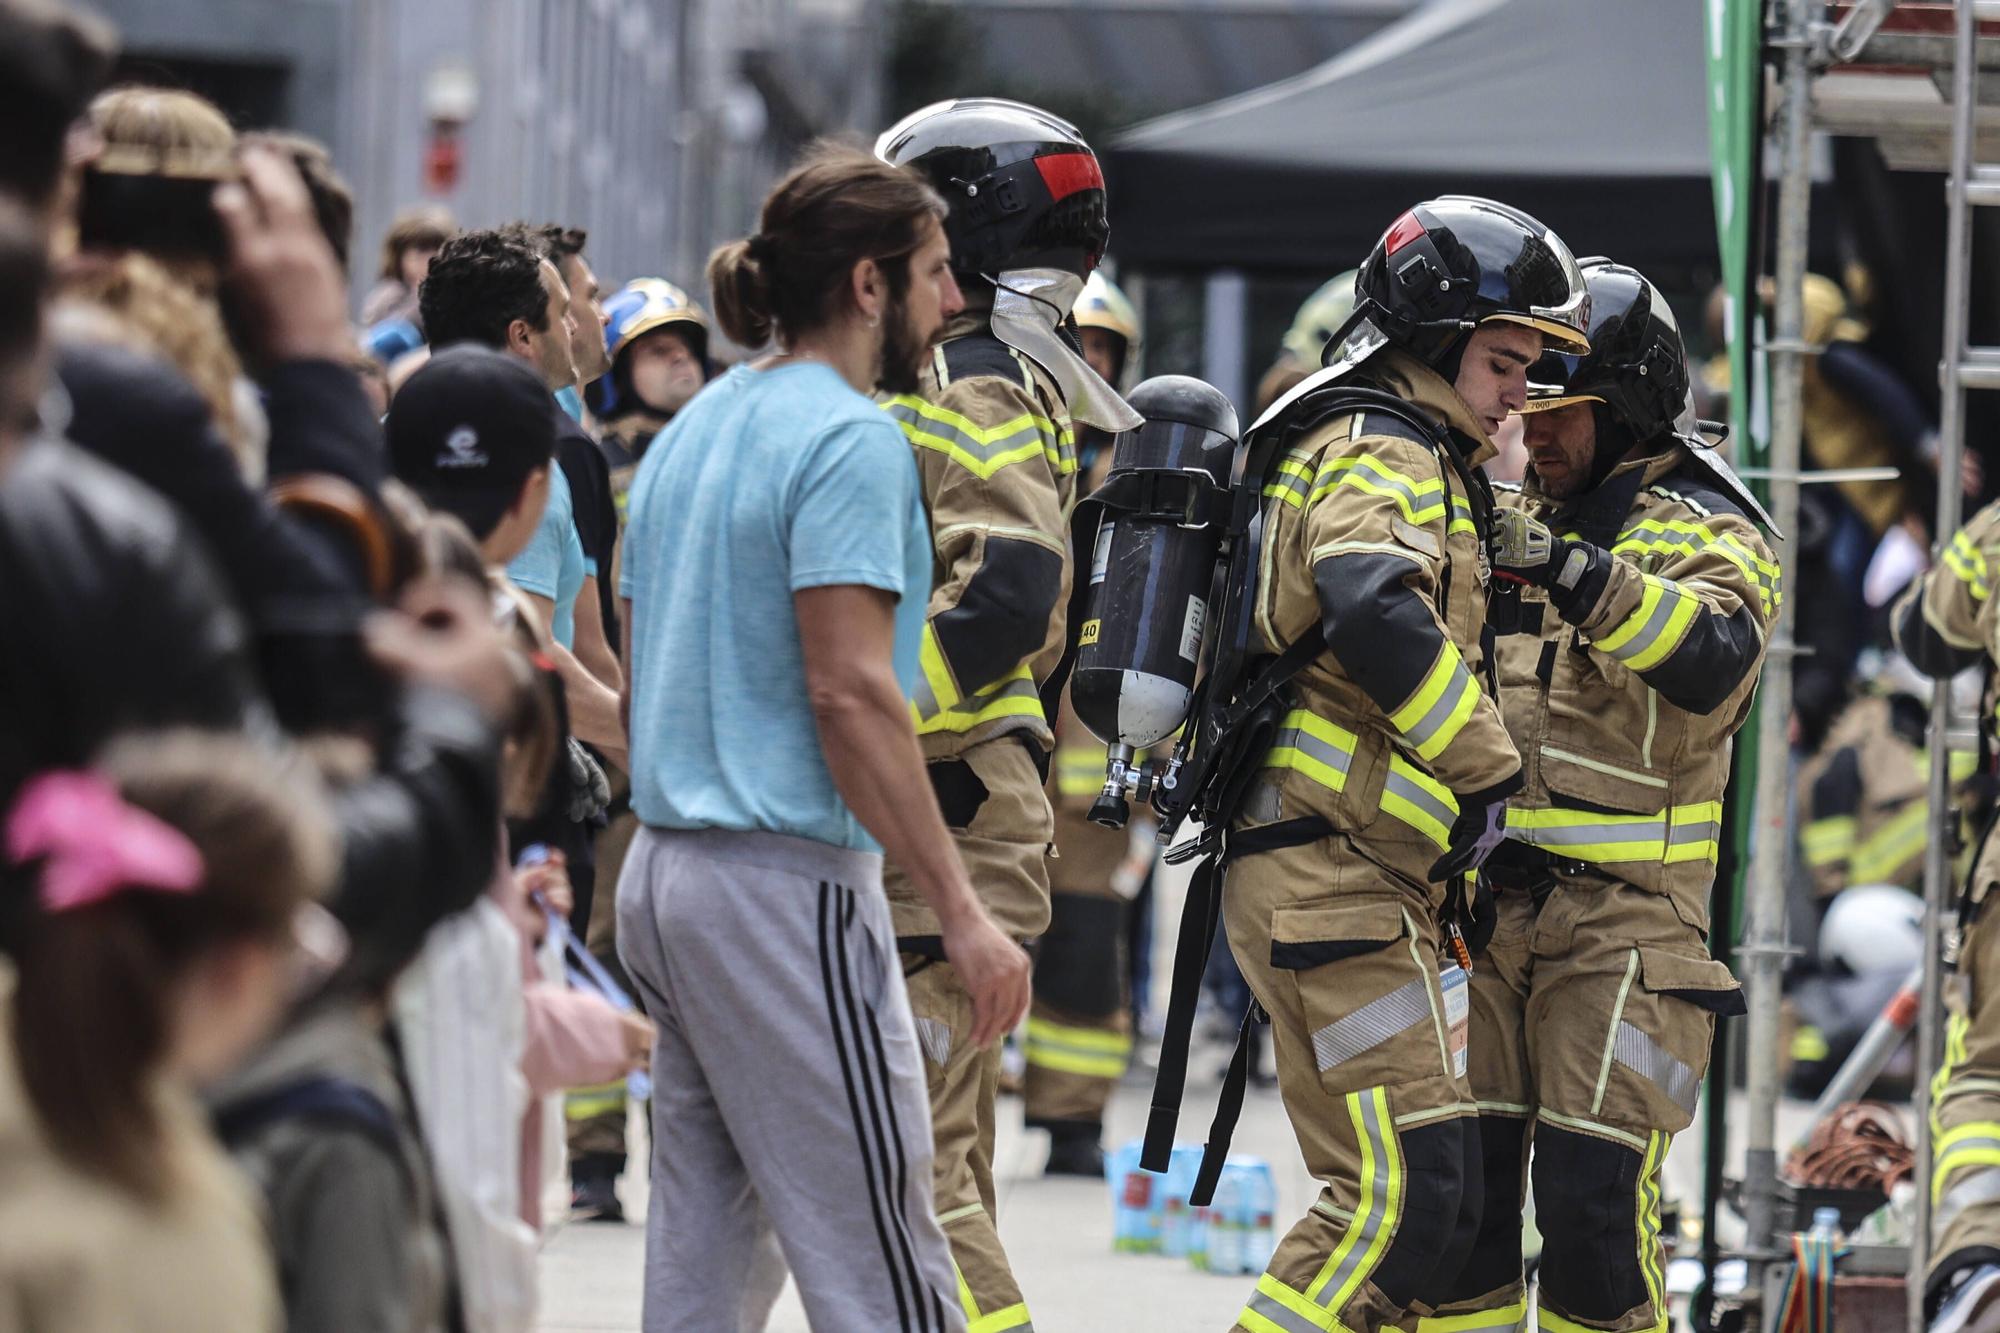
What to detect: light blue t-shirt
<box><xmin>507</xmin><ymin>453</ymin><xmax>587</xmax><ymax>649</ymax></box>
<box><xmin>620</xmin><ymin>362</ymin><xmax>932</xmax><ymax>851</ymax></box>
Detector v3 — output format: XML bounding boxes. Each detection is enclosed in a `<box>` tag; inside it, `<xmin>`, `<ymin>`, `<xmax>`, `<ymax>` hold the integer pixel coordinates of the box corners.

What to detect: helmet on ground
<box><xmin>1820</xmin><ymin>883</ymin><xmax>1925</xmax><ymax>975</ymax></box>
<box><xmin>604</xmin><ymin>278</ymin><xmax>708</xmax><ymax>368</ymax></box>
<box><xmin>1281</xmin><ymin>271</ymin><xmax>1358</xmax><ymax>368</ymax></box>
<box><xmin>1519</xmin><ymin>259</ymin><xmax>1688</xmax><ymax>445</ymax></box>
<box><xmin>875</xmin><ymin>97</ymin><xmax>1108</xmax><ymax>280</ymax></box>
<box><xmin>1353</xmin><ymin>196</ymin><xmax>1591</xmax><ymax>368</ymax></box>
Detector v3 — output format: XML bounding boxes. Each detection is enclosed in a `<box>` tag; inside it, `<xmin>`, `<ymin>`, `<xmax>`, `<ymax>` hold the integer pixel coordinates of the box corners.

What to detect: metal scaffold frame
<box><xmin>1730</xmin><ymin>2</ymin><xmax>1984</xmax><ymax>1329</ymax></box>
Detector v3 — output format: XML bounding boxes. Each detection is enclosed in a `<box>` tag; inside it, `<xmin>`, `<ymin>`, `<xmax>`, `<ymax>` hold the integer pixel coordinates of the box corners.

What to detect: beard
<box><xmin>874</xmin><ymin>292</ymin><xmax>932</xmax><ymax>396</ymax></box>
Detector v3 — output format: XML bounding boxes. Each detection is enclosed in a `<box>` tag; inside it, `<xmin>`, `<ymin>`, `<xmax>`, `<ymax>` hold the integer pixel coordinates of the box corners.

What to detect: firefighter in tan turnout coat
<box><xmin>875</xmin><ymin>98</ymin><xmax>1141</xmax><ymax>1331</ymax></box>
<box><xmin>1426</xmin><ymin>260</ymin><xmax>1775</xmax><ymax>1333</ymax></box>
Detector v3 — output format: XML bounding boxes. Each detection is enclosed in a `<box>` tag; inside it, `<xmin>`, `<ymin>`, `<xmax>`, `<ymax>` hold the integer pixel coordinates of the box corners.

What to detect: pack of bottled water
<box><xmin>1109</xmin><ymin>1141</ymin><xmax>1275</xmax><ymax>1276</ymax></box>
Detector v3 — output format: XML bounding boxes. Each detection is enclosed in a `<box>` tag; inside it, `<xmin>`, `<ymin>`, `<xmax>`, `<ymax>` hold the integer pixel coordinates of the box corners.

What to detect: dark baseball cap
<box><xmin>389</xmin><ymin>343</ymin><xmax>558</xmax><ymax>540</ymax></box>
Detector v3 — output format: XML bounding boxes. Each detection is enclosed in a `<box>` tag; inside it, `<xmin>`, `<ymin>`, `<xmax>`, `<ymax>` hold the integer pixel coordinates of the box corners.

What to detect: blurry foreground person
<box><xmin>0</xmin><ymin>733</ymin><xmax>335</xmax><ymax>1333</ymax></box>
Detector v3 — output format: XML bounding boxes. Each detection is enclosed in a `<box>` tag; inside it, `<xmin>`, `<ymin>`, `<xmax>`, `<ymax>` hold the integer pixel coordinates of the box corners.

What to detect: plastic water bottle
<box><xmin>1242</xmin><ymin>1158</ymin><xmax>1278</xmax><ymax>1274</ymax></box>
<box><xmin>1161</xmin><ymin>1145</ymin><xmax>1204</xmax><ymax>1257</ymax></box>
<box><xmin>1203</xmin><ymin>1164</ymin><xmax>1248</xmax><ymax>1274</ymax></box>
<box><xmin>1807</xmin><ymin>1205</ymin><xmax>1843</xmax><ymax>1242</ymax></box>
<box><xmin>1109</xmin><ymin>1142</ymin><xmax>1160</xmax><ymax>1253</ymax></box>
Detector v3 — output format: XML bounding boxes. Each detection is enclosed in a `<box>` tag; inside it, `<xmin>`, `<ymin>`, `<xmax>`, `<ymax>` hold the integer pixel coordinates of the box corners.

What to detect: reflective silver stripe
<box><xmin>1668</xmin><ymin>819</ymin><xmax>1720</xmax><ymax>848</ymax></box>
<box><xmin>1245</xmin><ymin>1293</ymin><xmax>1326</xmax><ymax>1333</ymax></box>
<box><xmin>1524</xmin><ymin>819</ymin><xmax>1666</xmax><ymax>849</ymax></box>
<box><xmin>1936</xmin><ymin>1165</ymin><xmax>2000</xmax><ymax>1236</ymax></box>
<box><xmin>1382</xmin><ymin>769</ymin><xmax>1456</xmax><ymax>832</ymax></box>
<box><xmin>1602</xmin><ymin>583</ymin><xmax>1690</xmax><ymax>663</ymax></box>
<box><xmin>1317</xmin><ymin>1090</ymin><xmax>1395</xmax><ymax>1305</ymax></box>
<box><xmin>911</xmin><ymin>672</ymin><xmax>942</xmax><ymax>721</ymax></box>
<box><xmin>1271</xmin><ymin>726</ymin><xmax>1355</xmax><ymax>781</ymax></box>
<box><xmin>913</xmin><ymin>1017</ymin><xmax>952</xmax><ymax>1068</ymax></box>
<box><xmin>1313</xmin><ymin>979</ymin><xmax>1432</xmax><ymax>1073</ymax></box>
<box><xmin>1612</xmin><ymin>1020</ymin><xmax>1699</xmax><ymax>1115</ymax></box>
<box><xmin>1401</xmin><ymin>658</ymin><xmax>1474</xmax><ymax>752</ymax></box>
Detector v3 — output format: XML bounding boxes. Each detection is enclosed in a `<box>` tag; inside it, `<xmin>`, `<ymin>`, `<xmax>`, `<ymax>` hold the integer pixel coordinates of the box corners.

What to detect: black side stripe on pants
<box><xmin>838</xmin><ymin>884</ymin><xmax>949</xmax><ymax>1332</ymax></box>
<box><xmin>818</xmin><ymin>881</ymin><xmax>936</xmax><ymax>1332</ymax></box>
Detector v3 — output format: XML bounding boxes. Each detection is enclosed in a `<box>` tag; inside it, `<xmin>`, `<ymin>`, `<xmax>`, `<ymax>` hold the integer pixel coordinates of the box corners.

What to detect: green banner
<box><xmin>1705</xmin><ymin>0</ymin><xmax>1763</xmax><ymax>472</ymax></box>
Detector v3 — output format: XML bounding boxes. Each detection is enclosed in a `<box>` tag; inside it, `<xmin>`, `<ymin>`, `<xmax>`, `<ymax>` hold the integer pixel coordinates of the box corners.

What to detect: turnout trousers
<box><xmin>889</xmin><ymin>736</ymin><xmax>1054</xmax><ymax>1333</ymax></box>
<box><xmin>1023</xmin><ymin>812</ymin><xmax>1132</xmax><ymax>1130</ymax></box>
<box><xmin>1221</xmin><ymin>833</ymin><xmax>1481</xmax><ymax>1333</ymax></box>
<box><xmin>1931</xmin><ymin>888</ymin><xmax>2000</xmax><ymax>1314</ymax></box>
<box><xmin>1428</xmin><ymin>873</ymin><xmax>1740</xmax><ymax>1333</ymax></box>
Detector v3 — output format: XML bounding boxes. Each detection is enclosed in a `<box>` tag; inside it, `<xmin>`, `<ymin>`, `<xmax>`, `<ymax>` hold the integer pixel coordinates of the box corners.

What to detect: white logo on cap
<box><xmin>436</xmin><ymin>424</ymin><xmax>488</xmax><ymax>469</ymax></box>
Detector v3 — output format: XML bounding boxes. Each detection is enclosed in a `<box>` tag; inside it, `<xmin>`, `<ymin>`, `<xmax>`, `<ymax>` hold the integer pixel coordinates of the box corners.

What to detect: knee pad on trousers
<box><xmin>1532</xmin><ymin>1124</ymin><xmax>1651</xmax><ymax>1322</ymax></box>
<box><xmin>1369</xmin><ymin>1117</ymin><xmax>1468</xmax><ymax>1309</ymax></box>
<box><xmin>1033</xmin><ymin>893</ymin><xmax>1127</xmax><ymax>1018</ymax></box>
<box><xmin>1438</xmin><ymin>1115</ymin><xmax>1523</xmax><ymax>1303</ymax></box>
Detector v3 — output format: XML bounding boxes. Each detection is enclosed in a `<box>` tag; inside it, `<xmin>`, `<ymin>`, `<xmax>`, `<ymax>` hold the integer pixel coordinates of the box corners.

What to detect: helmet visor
<box><xmin>1518</xmin><ymin>348</ymin><xmax>1600</xmax><ymax>413</ymax></box>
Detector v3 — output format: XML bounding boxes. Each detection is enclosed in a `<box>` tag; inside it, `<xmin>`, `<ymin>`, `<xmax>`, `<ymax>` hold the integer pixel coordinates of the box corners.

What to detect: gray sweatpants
<box><xmin>616</xmin><ymin>826</ymin><xmax>965</xmax><ymax>1333</ymax></box>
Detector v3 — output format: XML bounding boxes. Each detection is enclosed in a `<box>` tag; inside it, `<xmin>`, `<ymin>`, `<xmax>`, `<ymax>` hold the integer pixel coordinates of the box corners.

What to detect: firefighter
<box><xmin>564</xmin><ymin>277</ymin><xmax>712</xmax><ymax>1220</ymax></box>
<box><xmin>1799</xmin><ymin>683</ymin><xmax>1975</xmax><ymax>901</ymax></box>
<box><xmin>1428</xmin><ymin>259</ymin><xmax>1773</xmax><ymax>1333</ymax></box>
<box><xmin>1026</xmin><ymin>268</ymin><xmax>1146</xmax><ymax>1176</ymax></box>
<box><xmin>593</xmin><ymin>278</ymin><xmax>710</xmax><ymax>518</ymax></box>
<box><xmin>875</xmin><ymin>98</ymin><xmax>1141</xmax><ymax>1328</ymax></box>
<box><xmin>1218</xmin><ymin>197</ymin><xmax>1589</xmax><ymax>1333</ymax></box>
<box><xmin>1894</xmin><ymin>500</ymin><xmax>2000</xmax><ymax>1332</ymax></box>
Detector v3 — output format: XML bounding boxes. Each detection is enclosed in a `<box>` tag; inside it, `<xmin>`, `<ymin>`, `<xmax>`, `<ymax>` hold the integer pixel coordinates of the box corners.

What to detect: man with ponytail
<box><xmin>617</xmin><ymin>143</ymin><xmax>1029</xmax><ymax>1332</ymax></box>
<box><xmin>871</xmin><ymin>98</ymin><xmax>1140</xmax><ymax>1328</ymax></box>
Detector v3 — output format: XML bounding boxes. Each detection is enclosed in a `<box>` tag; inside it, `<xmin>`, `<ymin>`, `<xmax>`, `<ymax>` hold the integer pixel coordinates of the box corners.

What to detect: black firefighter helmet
<box><xmin>875</xmin><ymin>97</ymin><xmax>1109</xmax><ymax>280</ymax></box>
<box><xmin>1351</xmin><ymin>195</ymin><xmax>1592</xmax><ymax>368</ymax></box>
<box><xmin>1519</xmin><ymin>258</ymin><xmax>1688</xmax><ymax>445</ymax></box>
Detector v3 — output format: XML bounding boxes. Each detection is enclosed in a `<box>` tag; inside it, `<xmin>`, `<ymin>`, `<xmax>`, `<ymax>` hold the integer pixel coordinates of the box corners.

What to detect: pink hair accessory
<box><xmin>5</xmin><ymin>771</ymin><xmax>204</xmax><ymax>913</ymax></box>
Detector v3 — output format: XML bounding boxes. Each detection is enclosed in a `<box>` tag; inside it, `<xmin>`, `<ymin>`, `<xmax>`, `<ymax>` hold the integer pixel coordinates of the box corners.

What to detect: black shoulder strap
<box><xmin>213</xmin><ymin>1074</ymin><xmax>405</xmax><ymax>1161</ymax></box>
<box><xmin>938</xmin><ymin>332</ymin><xmax>1027</xmax><ymax>390</ymax></box>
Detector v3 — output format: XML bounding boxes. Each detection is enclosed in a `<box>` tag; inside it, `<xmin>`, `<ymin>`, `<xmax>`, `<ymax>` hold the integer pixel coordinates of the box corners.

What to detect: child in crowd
<box><xmin>0</xmin><ymin>732</ymin><xmax>335</xmax><ymax>1333</ymax></box>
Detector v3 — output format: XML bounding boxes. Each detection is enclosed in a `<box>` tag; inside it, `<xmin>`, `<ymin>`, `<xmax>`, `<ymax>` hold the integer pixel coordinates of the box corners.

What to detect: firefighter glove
<box><xmin>1428</xmin><ymin>795</ymin><xmax>1509</xmax><ymax>883</ymax></box>
<box><xmin>1490</xmin><ymin>507</ymin><xmax>1597</xmax><ymax>588</ymax></box>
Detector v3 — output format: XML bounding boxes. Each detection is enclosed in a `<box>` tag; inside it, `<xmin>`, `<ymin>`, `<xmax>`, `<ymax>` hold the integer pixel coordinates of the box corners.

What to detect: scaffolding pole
<box><xmin>1911</xmin><ymin>1</ymin><xmax>1982</xmax><ymax>1325</ymax></box>
<box><xmin>1741</xmin><ymin>0</ymin><xmax>1813</xmax><ymax>1309</ymax></box>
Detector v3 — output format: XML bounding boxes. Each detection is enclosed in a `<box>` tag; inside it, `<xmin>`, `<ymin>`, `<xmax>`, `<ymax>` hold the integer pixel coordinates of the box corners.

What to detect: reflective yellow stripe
<box><xmin>1415</xmin><ymin>1302</ymin><xmax>1528</xmax><ymax>1333</ymax></box>
<box><xmin>1308</xmin><ymin>454</ymin><xmax>1448</xmax><ymax>525</ymax></box>
<box><xmin>1935</xmin><ymin>1120</ymin><xmax>2000</xmax><ymax>1201</ymax></box>
<box><xmin>911</xmin><ymin>663</ymin><xmax>1044</xmax><ymax>735</ymax></box>
<box><xmin>1388</xmin><ymin>643</ymin><xmax>1480</xmax><ymax>763</ymax></box>
<box><xmin>968</xmin><ymin>1303</ymin><xmax>1032</xmax><ymax>1333</ymax></box>
<box><xmin>1946</xmin><ymin>528</ymin><xmax>1991</xmax><ymax>602</ymax></box>
<box><xmin>912</xmin><ymin>624</ymin><xmax>963</xmax><ymax>720</ymax></box>
<box><xmin>1449</xmin><ymin>495</ymin><xmax>1477</xmax><ymax>538</ymax></box>
<box><xmin>1612</xmin><ymin>517</ymin><xmax>1783</xmax><ymax>617</ymax></box>
<box><xmin>1801</xmin><ymin>815</ymin><xmax>1857</xmax><ymax>867</ymax></box>
<box><xmin>1055</xmin><ymin>746</ymin><xmax>1107</xmax><ymax>798</ymax></box>
<box><xmin>1264</xmin><ymin>709</ymin><xmax>1359</xmax><ymax>794</ymax></box>
<box><xmin>1381</xmin><ymin>756</ymin><xmax>1459</xmax><ymax>848</ymax></box>
<box><xmin>564</xmin><ymin>1081</ymin><xmax>626</xmax><ymax>1121</ymax></box>
<box><xmin>1595</xmin><ymin>574</ymin><xmax>1699</xmax><ymax>671</ymax></box>
<box><xmin>1024</xmin><ymin>1016</ymin><xmax>1130</xmax><ymax>1078</ymax></box>
<box><xmin>1637</xmin><ymin>1130</ymin><xmax>1669</xmax><ymax>1330</ymax></box>
<box><xmin>1507</xmin><ymin>801</ymin><xmax>1722</xmax><ymax>866</ymax></box>
<box><xmin>1850</xmin><ymin>800</ymin><xmax>1930</xmax><ymax>884</ymax></box>
<box><xmin>1542</xmin><ymin>1308</ymin><xmax>1665</xmax><ymax>1333</ymax></box>
<box><xmin>1242</xmin><ymin>1274</ymin><xmax>1338</xmax><ymax>1332</ymax></box>
<box><xmin>883</xmin><ymin>394</ymin><xmax>1073</xmax><ymax>479</ymax></box>
<box><xmin>1263</xmin><ymin>455</ymin><xmax>1316</xmax><ymax>511</ymax></box>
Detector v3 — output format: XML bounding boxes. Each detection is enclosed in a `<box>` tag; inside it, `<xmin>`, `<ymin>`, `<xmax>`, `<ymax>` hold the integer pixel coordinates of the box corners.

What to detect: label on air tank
<box><xmin>1179</xmin><ymin>596</ymin><xmax>1206</xmax><ymax>662</ymax></box>
<box><xmin>1090</xmin><ymin>522</ymin><xmax>1114</xmax><ymax>585</ymax></box>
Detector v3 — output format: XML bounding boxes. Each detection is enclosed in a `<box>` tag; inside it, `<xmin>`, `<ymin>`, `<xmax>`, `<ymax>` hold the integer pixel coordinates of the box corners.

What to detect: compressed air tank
<box><xmin>1071</xmin><ymin>375</ymin><xmax>1239</xmax><ymax>751</ymax></box>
